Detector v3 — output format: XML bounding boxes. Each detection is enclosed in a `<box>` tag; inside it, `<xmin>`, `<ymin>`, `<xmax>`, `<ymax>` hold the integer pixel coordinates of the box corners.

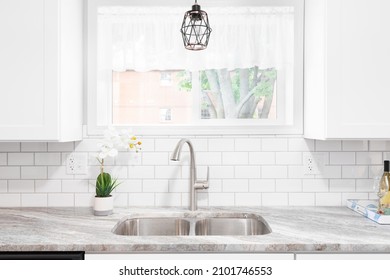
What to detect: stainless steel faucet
<box><xmin>170</xmin><ymin>138</ymin><xmax>209</xmax><ymax>211</ymax></box>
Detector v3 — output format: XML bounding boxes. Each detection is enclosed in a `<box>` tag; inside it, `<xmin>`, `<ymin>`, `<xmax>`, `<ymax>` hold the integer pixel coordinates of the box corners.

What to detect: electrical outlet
<box><xmin>66</xmin><ymin>153</ymin><xmax>88</xmax><ymax>175</ymax></box>
<box><xmin>303</xmin><ymin>153</ymin><xmax>325</xmax><ymax>175</ymax></box>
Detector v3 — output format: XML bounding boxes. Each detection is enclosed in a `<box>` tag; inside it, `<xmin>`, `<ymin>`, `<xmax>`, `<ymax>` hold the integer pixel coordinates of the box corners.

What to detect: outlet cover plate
<box><xmin>66</xmin><ymin>153</ymin><xmax>88</xmax><ymax>175</ymax></box>
<box><xmin>303</xmin><ymin>153</ymin><xmax>325</xmax><ymax>175</ymax></box>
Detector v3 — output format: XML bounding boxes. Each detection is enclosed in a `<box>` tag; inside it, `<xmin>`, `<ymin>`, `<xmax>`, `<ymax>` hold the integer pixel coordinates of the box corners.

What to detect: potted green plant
<box><xmin>94</xmin><ymin>128</ymin><xmax>141</xmax><ymax>216</ymax></box>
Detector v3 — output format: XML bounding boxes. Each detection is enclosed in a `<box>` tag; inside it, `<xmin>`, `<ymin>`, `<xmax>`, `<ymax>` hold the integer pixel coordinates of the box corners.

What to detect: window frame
<box><xmin>87</xmin><ymin>0</ymin><xmax>304</xmax><ymax>136</ymax></box>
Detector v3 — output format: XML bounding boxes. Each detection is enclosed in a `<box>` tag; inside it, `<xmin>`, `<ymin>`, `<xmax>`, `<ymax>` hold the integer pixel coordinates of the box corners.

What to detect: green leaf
<box><xmin>95</xmin><ymin>172</ymin><xmax>120</xmax><ymax>197</ymax></box>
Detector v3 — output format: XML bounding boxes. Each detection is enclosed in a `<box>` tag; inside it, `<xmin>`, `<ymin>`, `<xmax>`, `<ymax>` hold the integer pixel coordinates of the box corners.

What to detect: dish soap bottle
<box><xmin>379</xmin><ymin>160</ymin><xmax>390</xmax><ymax>214</ymax></box>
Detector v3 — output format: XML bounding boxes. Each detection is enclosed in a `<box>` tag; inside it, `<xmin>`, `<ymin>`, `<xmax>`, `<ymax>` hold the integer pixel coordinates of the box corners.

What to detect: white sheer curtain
<box><xmin>97</xmin><ymin>6</ymin><xmax>294</xmax><ymax>72</ymax></box>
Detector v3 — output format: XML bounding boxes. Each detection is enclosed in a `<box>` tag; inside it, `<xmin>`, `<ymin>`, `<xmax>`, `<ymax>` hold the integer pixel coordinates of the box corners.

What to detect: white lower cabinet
<box><xmin>295</xmin><ymin>254</ymin><xmax>390</xmax><ymax>260</ymax></box>
<box><xmin>85</xmin><ymin>253</ymin><xmax>294</xmax><ymax>260</ymax></box>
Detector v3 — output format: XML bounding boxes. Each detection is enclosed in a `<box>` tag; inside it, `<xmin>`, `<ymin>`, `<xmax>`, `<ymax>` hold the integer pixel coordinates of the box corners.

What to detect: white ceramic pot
<box><xmin>93</xmin><ymin>196</ymin><xmax>113</xmax><ymax>216</ymax></box>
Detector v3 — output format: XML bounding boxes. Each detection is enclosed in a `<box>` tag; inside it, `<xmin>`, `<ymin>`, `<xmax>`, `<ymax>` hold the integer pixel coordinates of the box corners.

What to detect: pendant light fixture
<box><xmin>180</xmin><ymin>0</ymin><xmax>212</xmax><ymax>51</ymax></box>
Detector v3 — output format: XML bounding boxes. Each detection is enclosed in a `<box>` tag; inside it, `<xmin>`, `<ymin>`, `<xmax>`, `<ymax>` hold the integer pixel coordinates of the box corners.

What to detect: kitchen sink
<box><xmin>112</xmin><ymin>213</ymin><xmax>271</xmax><ymax>236</ymax></box>
<box><xmin>113</xmin><ymin>218</ymin><xmax>190</xmax><ymax>236</ymax></box>
<box><xmin>195</xmin><ymin>217</ymin><xmax>271</xmax><ymax>236</ymax></box>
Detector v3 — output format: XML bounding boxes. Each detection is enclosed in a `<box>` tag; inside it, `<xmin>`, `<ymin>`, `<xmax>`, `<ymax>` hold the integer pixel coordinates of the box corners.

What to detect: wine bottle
<box><xmin>379</xmin><ymin>160</ymin><xmax>390</xmax><ymax>213</ymax></box>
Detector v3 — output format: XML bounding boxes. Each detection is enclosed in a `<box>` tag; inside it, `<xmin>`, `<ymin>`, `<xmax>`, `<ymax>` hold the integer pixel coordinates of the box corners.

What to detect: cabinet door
<box><xmin>296</xmin><ymin>254</ymin><xmax>390</xmax><ymax>260</ymax></box>
<box><xmin>326</xmin><ymin>0</ymin><xmax>390</xmax><ymax>138</ymax></box>
<box><xmin>0</xmin><ymin>0</ymin><xmax>59</xmax><ymax>140</ymax></box>
<box><xmin>85</xmin><ymin>253</ymin><xmax>294</xmax><ymax>260</ymax></box>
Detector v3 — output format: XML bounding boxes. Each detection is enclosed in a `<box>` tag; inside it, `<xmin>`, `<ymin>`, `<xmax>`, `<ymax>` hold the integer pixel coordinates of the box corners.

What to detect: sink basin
<box><xmin>112</xmin><ymin>218</ymin><xmax>190</xmax><ymax>236</ymax></box>
<box><xmin>195</xmin><ymin>217</ymin><xmax>271</xmax><ymax>236</ymax></box>
<box><xmin>112</xmin><ymin>213</ymin><xmax>272</xmax><ymax>236</ymax></box>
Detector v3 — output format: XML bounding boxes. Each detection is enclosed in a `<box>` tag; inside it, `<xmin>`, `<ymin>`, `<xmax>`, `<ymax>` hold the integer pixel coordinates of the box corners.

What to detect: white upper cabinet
<box><xmin>304</xmin><ymin>0</ymin><xmax>390</xmax><ymax>139</ymax></box>
<box><xmin>0</xmin><ymin>0</ymin><xmax>83</xmax><ymax>141</ymax></box>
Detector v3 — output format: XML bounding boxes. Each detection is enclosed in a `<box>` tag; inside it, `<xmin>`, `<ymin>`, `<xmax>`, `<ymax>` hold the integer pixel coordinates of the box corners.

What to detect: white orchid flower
<box><xmin>97</xmin><ymin>127</ymin><xmax>141</xmax><ymax>161</ymax></box>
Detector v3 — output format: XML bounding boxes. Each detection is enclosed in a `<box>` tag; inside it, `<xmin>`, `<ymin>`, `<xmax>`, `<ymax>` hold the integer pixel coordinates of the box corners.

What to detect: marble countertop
<box><xmin>0</xmin><ymin>206</ymin><xmax>389</xmax><ymax>253</ymax></box>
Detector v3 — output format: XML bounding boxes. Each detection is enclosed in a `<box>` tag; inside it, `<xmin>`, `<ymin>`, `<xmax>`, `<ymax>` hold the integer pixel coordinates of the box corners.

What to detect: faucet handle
<box><xmin>194</xmin><ymin>166</ymin><xmax>209</xmax><ymax>189</ymax></box>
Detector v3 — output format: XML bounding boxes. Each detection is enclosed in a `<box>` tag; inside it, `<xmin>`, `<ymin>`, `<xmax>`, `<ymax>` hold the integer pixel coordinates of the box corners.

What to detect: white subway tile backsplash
<box><xmin>129</xmin><ymin>193</ymin><xmax>155</xmax><ymax>206</ymax></box>
<box><xmin>0</xmin><ymin>180</ymin><xmax>7</xmax><ymax>192</ymax></box>
<box><xmin>0</xmin><ymin>194</ymin><xmax>20</xmax><ymax>207</ymax></box>
<box><xmin>356</xmin><ymin>179</ymin><xmax>374</xmax><ymax>192</ymax></box>
<box><xmin>48</xmin><ymin>194</ymin><xmax>74</xmax><ymax>207</ymax></box>
<box><xmin>155</xmin><ymin>138</ymin><xmax>181</xmax><ymax>152</ymax></box>
<box><xmin>369</xmin><ymin>165</ymin><xmax>383</xmax><ymax>178</ymax></box>
<box><xmin>341</xmin><ymin>193</ymin><xmax>369</xmax><ymax>205</ymax></box>
<box><xmin>75</xmin><ymin>193</ymin><xmax>94</xmax><ymax>207</ymax></box>
<box><xmin>116</xmin><ymin>152</ymin><xmax>142</xmax><ymax>166</ymax></box>
<box><xmin>0</xmin><ymin>154</ymin><xmax>6</xmax><ymax>165</ymax></box>
<box><xmin>190</xmin><ymin>138</ymin><xmax>208</xmax><ymax>152</ymax></box>
<box><xmin>48</xmin><ymin>166</ymin><xmax>74</xmax><ymax>179</ymax></box>
<box><xmin>342</xmin><ymin>166</ymin><xmax>369</xmax><ymax>179</ymax></box>
<box><xmin>275</xmin><ymin>152</ymin><xmax>302</xmax><ymax>165</ymax></box>
<box><xmin>143</xmin><ymin>180</ymin><xmax>169</xmax><ymax>193</ymax></box>
<box><xmin>22</xmin><ymin>194</ymin><xmax>47</xmax><ymax>207</ymax></box>
<box><xmin>8</xmin><ymin>153</ymin><xmax>34</xmax><ymax>165</ymax></box>
<box><xmin>35</xmin><ymin>153</ymin><xmax>61</xmax><ymax>166</ymax></box>
<box><xmin>235</xmin><ymin>166</ymin><xmax>261</xmax><ymax>179</ymax></box>
<box><xmin>209</xmin><ymin>193</ymin><xmax>235</xmax><ymax>206</ymax></box>
<box><xmin>356</xmin><ymin>152</ymin><xmax>382</xmax><ymax>165</ymax></box>
<box><xmin>317</xmin><ymin>166</ymin><xmax>342</xmax><ymax>179</ymax></box>
<box><xmin>35</xmin><ymin>180</ymin><xmax>62</xmax><ymax>193</ymax></box>
<box><xmin>222</xmin><ymin>152</ymin><xmax>248</xmax><ymax>165</ymax></box>
<box><xmin>235</xmin><ymin>193</ymin><xmax>261</xmax><ymax>206</ymax></box>
<box><xmin>329</xmin><ymin>152</ymin><xmax>355</xmax><ymax>165</ymax></box>
<box><xmin>315</xmin><ymin>193</ymin><xmax>342</xmax><ymax>206</ymax></box>
<box><xmin>138</xmin><ymin>138</ymin><xmax>155</xmax><ymax>152</ymax></box>
<box><xmin>128</xmin><ymin>166</ymin><xmax>154</xmax><ymax>179</ymax></box>
<box><xmin>48</xmin><ymin>142</ymin><xmax>74</xmax><ymax>152</ymax></box>
<box><xmin>155</xmin><ymin>193</ymin><xmax>182</xmax><ymax>207</ymax></box>
<box><xmin>262</xmin><ymin>193</ymin><xmax>288</xmax><ymax>206</ymax></box>
<box><xmin>21</xmin><ymin>143</ymin><xmax>46</xmax><ymax>152</ymax></box>
<box><xmin>342</xmin><ymin>141</ymin><xmax>368</xmax><ymax>151</ymax></box>
<box><xmin>207</xmin><ymin>179</ymin><xmax>222</xmax><ymax>192</ymax></box>
<box><xmin>329</xmin><ymin>179</ymin><xmax>355</xmax><ymax>192</ymax></box>
<box><xmin>0</xmin><ymin>143</ymin><xmax>20</xmax><ymax>152</ymax></box>
<box><xmin>262</xmin><ymin>138</ymin><xmax>288</xmax><ymax>151</ymax></box>
<box><xmin>0</xmin><ymin>167</ymin><xmax>20</xmax><ymax>179</ymax></box>
<box><xmin>315</xmin><ymin>140</ymin><xmax>342</xmax><ymax>151</ymax></box>
<box><xmin>289</xmin><ymin>193</ymin><xmax>315</xmax><ymax>206</ymax></box>
<box><xmin>142</xmin><ymin>152</ymin><xmax>168</xmax><ymax>166</ymax></box>
<box><xmin>275</xmin><ymin>179</ymin><xmax>302</xmax><ymax>192</ymax></box>
<box><xmin>249</xmin><ymin>179</ymin><xmax>275</xmax><ymax>193</ymax></box>
<box><xmin>104</xmin><ymin>166</ymin><xmax>128</xmax><ymax>179</ymax></box>
<box><xmin>8</xmin><ymin>180</ymin><xmax>34</xmax><ymax>193</ymax></box>
<box><xmin>21</xmin><ymin>166</ymin><xmax>47</xmax><ymax>179</ymax></box>
<box><xmin>288</xmin><ymin>165</ymin><xmax>314</xmax><ymax>179</ymax></box>
<box><xmin>288</xmin><ymin>138</ymin><xmax>315</xmax><ymax>151</ymax></box>
<box><xmin>0</xmin><ymin>136</ymin><xmax>389</xmax><ymax>208</ymax></box>
<box><xmin>169</xmin><ymin>179</ymin><xmax>188</xmax><ymax>192</ymax></box>
<box><xmin>302</xmin><ymin>179</ymin><xmax>329</xmax><ymax>192</ymax></box>
<box><xmin>62</xmin><ymin>180</ymin><xmax>88</xmax><ymax>193</ymax></box>
<box><xmin>112</xmin><ymin>193</ymin><xmax>128</xmax><ymax>207</ymax></box>
<box><xmin>222</xmin><ymin>179</ymin><xmax>248</xmax><ymax>192</ymax></box>
<box><xmin>262</xmin><ymin>166</ymin><xmax>288</xmax><ymax>179</ymax></box>
<box><xmin>234</xmin><ymin>138</ymin><xmax>261</xmax><ymax>152</ymax></box>
<box><xmin>196</xmin><ymin>152</ymin><xmax>221</xmax><ymax>165</ymax></box>
<box><xmin>155</xmin><ymin>166</ymin><xmax>181</xmax><ymax>179</ymax></box>
<box><xmin>249</xmin><ymin>152</ymin><xmax>275</xmax><ymax>165</ymax></box>
<box><xmin>210</xmin><ymin>166</ymin><xmax>235</xmax><ymax>179</ymax></box>
<box><xmin>209</xmin><ymin>138</ymin><xmax>235</xmax><ymax>152</ymax></box>
<box><xmin>115</xmin><ymin>180</ymin><xmax>142</xmax><ymax>193</ymax></box>
<box><xmin>369</xmin><ymin>141</ymin><xmax>390</xmax><ymax>151</ymax></box>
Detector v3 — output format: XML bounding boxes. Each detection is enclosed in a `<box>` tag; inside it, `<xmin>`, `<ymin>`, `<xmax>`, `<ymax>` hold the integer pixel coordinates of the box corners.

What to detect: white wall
<box><xmin>0</xmin><ymin>136</ymin><xmax>386</xmax><ymax>207</ymax></box>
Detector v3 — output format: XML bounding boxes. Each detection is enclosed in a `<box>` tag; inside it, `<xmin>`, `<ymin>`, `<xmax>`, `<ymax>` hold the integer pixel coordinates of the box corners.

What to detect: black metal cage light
<box><xmin>180</xmin><ymin>0</ymin><xmax>212</xmax><ymax>51</ymax></box>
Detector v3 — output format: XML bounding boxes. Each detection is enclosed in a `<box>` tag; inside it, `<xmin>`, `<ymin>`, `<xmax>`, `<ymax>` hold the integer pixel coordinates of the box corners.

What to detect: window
<box><xmin>87</xmin><ymin>0</ymin><xmax>303</xmax><ymax>135</ymax></box>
